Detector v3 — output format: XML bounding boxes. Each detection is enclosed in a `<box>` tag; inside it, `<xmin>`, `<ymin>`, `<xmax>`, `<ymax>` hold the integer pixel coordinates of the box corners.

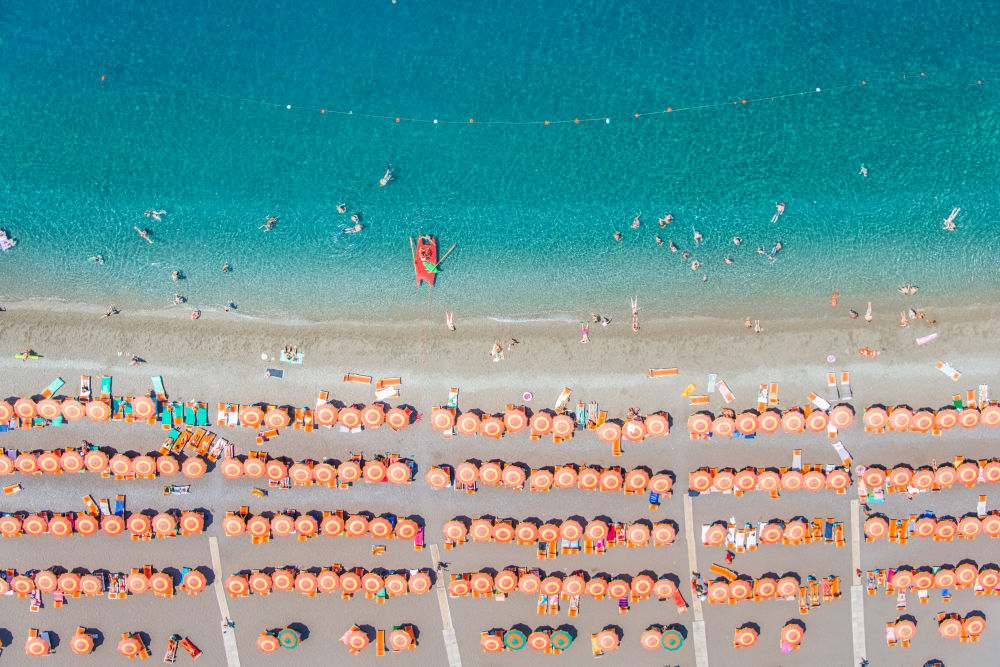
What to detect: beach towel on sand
<box><xmin>265</xmin><ymin>368</ymin><xmax>284</xmax><ymax>379</ymax></box>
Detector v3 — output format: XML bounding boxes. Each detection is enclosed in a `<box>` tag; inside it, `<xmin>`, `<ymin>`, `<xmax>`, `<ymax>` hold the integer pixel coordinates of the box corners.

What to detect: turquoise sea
<box><xmin>2</xmin><ymin>0</ymin><xmax>999</xmax><ymax>320</ymax></box>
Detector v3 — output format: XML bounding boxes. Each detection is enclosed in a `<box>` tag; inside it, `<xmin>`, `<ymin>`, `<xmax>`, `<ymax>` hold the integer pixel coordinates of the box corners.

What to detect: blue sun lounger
<box><xmin>151</xmin><ymin>376</ymin><xmax>167</xmax><ymax>401</ymax></box>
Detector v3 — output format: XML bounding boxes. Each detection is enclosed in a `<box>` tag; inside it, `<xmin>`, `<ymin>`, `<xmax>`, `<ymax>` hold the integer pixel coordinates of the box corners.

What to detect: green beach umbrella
<box><xmin>504</xmin><ymin>629</ymin><xmax>527</xmax><ymax>650</ymax></box>
<box><xmin>550</xmin><ymin>630</ymin><xmax>573</xmax><ymax>650</ymax></box>
<box><xmin>661</xmin><ymin>629</ymin><xmax>683</xmax><ymax>650</ymax></box>
<box><xmin>277</xmin><ymin>628</ymin><xmax>300</xmax><ymax>649</ymax></box>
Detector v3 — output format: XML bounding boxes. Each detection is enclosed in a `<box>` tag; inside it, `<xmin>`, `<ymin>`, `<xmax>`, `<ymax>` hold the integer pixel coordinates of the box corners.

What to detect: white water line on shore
<box><xmin>430</xmin><ymin>544</ymin><xmax>463</xmax><ymax>667</ymax></box>
<box><xmin>209</xmin><ymin>536</ymin><xmax>242</xmax><ymax>667</ymax></box>
<box><xmin>683</xmin><ymin>494</ymin><xmax>710</xmax><ymax>667</ymax></box>
<box><xmin>849</xmin><ymin>500</ymin><xmax>867</xmax><ymax>665</ymax></box>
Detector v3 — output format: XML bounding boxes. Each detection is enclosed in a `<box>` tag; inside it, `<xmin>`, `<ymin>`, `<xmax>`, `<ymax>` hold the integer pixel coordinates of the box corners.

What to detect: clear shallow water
<box><xmin>1</xmin><ymin>0</ymin><xmax>999</xmax><ymax>320</ymax></box>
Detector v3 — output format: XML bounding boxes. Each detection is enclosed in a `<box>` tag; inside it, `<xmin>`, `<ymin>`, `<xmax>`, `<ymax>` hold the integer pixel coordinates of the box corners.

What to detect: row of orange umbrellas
<box><xmin>480</xmin><ymin>627</ymin><xmax>574</xmax><ymax>652</ymax></box>
<box><xmin>863</xmin><ymin>404</ymin><xmax>1000</xmax><ymax>431</ymax></box>
<box><xmin>430</xmin><ymin>407</ymin><xmax>670</xmax><ymax>442</ymax></box>
<box><xmin>864</xmin><ymin>512</ymin><xmax>1000</xmax><ymax>541</ymax></box>
<box><xmin>1</xmin><ymin>397</ymin><xmax>118</xmax><ymax>423</ymax></box>
<box><xmin>704</xmin><ymin>574</ymin><xmax>804</xmax><ymax>603</ymax></box>
<box><xmin>451</xmin><ymin>570</ymin><xmax>680</xmax><ymax>601</ymax></box>
<box><xmin>687</xmin><ymin>406</ymin><xmax>854</xmax><ymax>437</ymax></box>
<box><xmin>0</xmin><ymin>510</ymin><xmax>204</xmax><ymax>538</ymax></box>
<box><xmin>702</xmin><ymin>518</ymin><xmax>819</xmax><ymax>546</ymax></box>
<box><xmin>426</xmin><ymin>461</ymin><xmax>673</xmax><ymax>494</ymax></box>
<box><xmin>0</xmin><ymin>449</ymin><xmax>206</xmax><ymax>478</ymax></box>
<box><xmin>442</xmin><ymin>517</ymin><xmax>676</xmax><ymax>547</ymax></box>
<box><xmin>889</xmin><ymin>563</ymin><xmax>999</xmax><ymax>591</ymax></box>
<box><xmin>226</xmin><ymin>568</ymin><xmax>433</xmax><ymax>598</ymax></box>
<box><xmin>0</xmin><ymin>567</ymin><xmax>205</xmax><ymax>597</ymax></box>
<box><xmin>310</xmin><ymin>403</ymin><xmax>410</xmax><ymax>430</ymax></box>
<box><xmin>218</xmin><ymin>455</ymin><xmax>412</xmax><ymax>485</ymax></box>
<box><xmin>689</xmin><ymin>466</ymin><xmax>851</xmax><ymax>494</ymax></box>
<box><xmin>222</xmin><ymin>511</ymin><xmax>420</xmax><ymax>542</ymax></box>
<box><xmin>938</xmin><ymin>612</ymin><xmax>986</xmax><ymax>639</ymax></box>
<box><xmin>858</xmin><ymin>460</ymin><xmax>1000</xmax><ymax>491</ymax></box>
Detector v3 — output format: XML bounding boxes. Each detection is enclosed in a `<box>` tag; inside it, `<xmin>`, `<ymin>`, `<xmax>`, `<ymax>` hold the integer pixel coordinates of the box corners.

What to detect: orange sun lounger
<box><xmin>343</xmin><ymin>373</ymin><xmax>372</xmax><ymax>384</ymax></box>
<box><xmin>647</xmin><ymin>368</ymin><xmax>678</xmax><ymax>378</ymax></box>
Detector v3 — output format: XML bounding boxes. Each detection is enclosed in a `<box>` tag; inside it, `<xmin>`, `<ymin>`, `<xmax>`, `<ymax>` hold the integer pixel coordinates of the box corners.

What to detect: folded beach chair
<box><xmin>80</xmin><ymin>376</ymin><xmax>91</xmax><ymax>401</ymax></box>
<box><xmin>791</xmin><ymin>449</ymin><xmax>802</xmax><ymax>471</ymax></box>
<box><xmin>768</xmin><ymin>383</ymin><xmax>779</xmax><ymax>406</ymax></box>
<box><xmin>151</xmin><ymin>376</ymin><xmax>167</xmax><ymax>401</ymax></box>
<box><xmin>839</xmin><ymin>372</ymin><xmax>852</xmax><ymax>400</ymax></box>
<box><xmin>826</xmin><ymin>373</ymin><xmax>839</xmax><ymax>402</ymax></box>
<box><xmin>716</xmin><ymin>381</ymin><xmax>735</xmax><ymax>403</ymax></box>
<box><xmin>647</xmin><ymin>368</ymin><xmax>678</xmax><ymax>378</ymax></box>
<box><xmin>936</xmin><ymin>362</ymin><xmax>961</xmax><ymax>381</ymax></box>
<box><xmin>41</xmin><ymin>377</ymin><xmax>64</xmax><ymax>399</ymax></box>
<box><xmin>808</xmin><ymin>393</ymin><xmax>831</xmax><ymax>411</ymax></box>
<box><xmin>554</xmin><ymin>387</ymin><xmax>572</xmax><ymax>411</ymax></box>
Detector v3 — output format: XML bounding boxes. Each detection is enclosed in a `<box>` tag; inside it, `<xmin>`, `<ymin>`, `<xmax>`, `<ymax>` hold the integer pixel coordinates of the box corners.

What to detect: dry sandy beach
<box><xmin>0</xmin><ymin>298</ymin><xmax>999</xmax><ymax>665</ymax></box>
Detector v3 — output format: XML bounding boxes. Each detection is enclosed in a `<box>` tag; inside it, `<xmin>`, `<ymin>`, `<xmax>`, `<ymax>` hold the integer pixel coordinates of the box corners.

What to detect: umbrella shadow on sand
<box><xmin>287</xmin><ymin>623</ymin><xmax>310</xmax><ymax>641</ymax></box>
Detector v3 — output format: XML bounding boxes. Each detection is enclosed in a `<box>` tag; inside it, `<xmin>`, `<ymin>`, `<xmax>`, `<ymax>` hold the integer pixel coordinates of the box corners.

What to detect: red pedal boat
<box><xmin>413</xmin><ymin>235</ymin><xmax>438</xmax><ymax>286</ymax></box>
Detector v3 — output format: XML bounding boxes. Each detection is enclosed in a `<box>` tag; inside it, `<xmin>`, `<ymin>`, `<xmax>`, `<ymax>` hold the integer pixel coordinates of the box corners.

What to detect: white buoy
<box><xmin>286</xmin><ymin>104</ymin><xmax>291</xmax><ymax>109</ymax></box>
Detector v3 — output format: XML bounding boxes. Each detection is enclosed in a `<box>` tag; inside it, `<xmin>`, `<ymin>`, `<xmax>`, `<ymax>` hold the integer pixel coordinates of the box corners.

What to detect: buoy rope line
<box><xmin>131</xmin><ymin>70</ymin><xmax>990</xmax><ymax>127</ymax></box>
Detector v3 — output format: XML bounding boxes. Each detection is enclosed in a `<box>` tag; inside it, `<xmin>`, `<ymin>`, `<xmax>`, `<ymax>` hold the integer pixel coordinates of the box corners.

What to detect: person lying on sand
<box><xmin>446</xmin><ymin>311</ymin><xmax>455</xmax><ymax>331</ymax></box>
<box><xmin>580</xmin><ymin>323</ymin><xmax>589</xmax><ymax>343</ymax></box>
<box><xmin>20</xmin><ymin>348</ymin><xmax>34</xmax><ymax>362</ymax></box>
<box><xmin>829</xmin><ymin>289</ymin><xmax>839</xmax><ymax>306</ymax></box>
<box><xmin>101</xmin><ymin>304</ymin><xmax>119</xmax><ymax>318</ymax></box>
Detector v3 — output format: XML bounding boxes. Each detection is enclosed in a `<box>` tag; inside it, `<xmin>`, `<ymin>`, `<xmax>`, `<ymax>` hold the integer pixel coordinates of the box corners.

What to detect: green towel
<box><xmin>197</xmin><ymin>407</ymin><xmax>207</xmax><ymax>426</ymax></box>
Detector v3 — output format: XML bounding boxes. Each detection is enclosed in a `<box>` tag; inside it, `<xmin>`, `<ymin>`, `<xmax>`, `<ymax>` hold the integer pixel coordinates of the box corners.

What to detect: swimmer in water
<box><xmin>693</xmin><ymin>229</ymin><xmax>703</xmax><ymax>243</ymax></box>
<box><xmin>691</xmin><ymin>260</ymin><xmax>700</xmax><ymax>271</ymax></box>
<box><xmin>724</xmin><ymin>257</ymin><xmax>733</xmax><ymax>265</ymax></box>
<box><xmin>145</xmin><ymin>210</ymin><xmax>166</xmax><ymax>222</ymax></box>
<box><xmin>343</xmin><ymin>224</ymin><xmax>363</xmax><ymax>234</ymax></box>
<box><xmin>655</xmin><ymin>236</ymin><xmax>664</xmax><ymax>246</ymax></box>
<box><xmin>260</xmin><ymin>217</ymin><xmax>277</xmax><ymax>231</ymax></box>
<box><xmin>757</xmin><ymin>247</ymin><xmax>765</xmax><ymax>255</ymax></box>
<box><xmin>859</xmin><ymin>164</ymin><xmax>868</xmax><ymax>177</ymax></box>
<box><xmin>351</xmin><ymin>213</ymin><xmax>361</xmax><ymax>223</ymax></box>
<box><xmin>682</xmin><ymin>251</ymin><xmax>690</xmax><ymax>259</ymax></box>
<box><xmin>337</xmin><ymin>203</ymin><xmax>347</xmax><ymax>214</ymax></box>
<box><xmin>733</xmin><ymin>236</ymin><xmax>742</xmax><ymax>245</ymax></box>
<box><xmin>614</xmin><ymin>232</ymin><xmax>622</xmax><ymax>241</ymax></box>
<box><xmin>379</xmin><ymin>165</ymin><xmax>394</xmax><ymax>187</ymax></box>
<box><xmin>134</xmin><ymin>227</ymin><xmax>153</xmax><ymax>244</ymax></box>
<box><xmin>171</xmin><ymin>271</ymin><xmax>179</xmax><ymax>282</ymax></box>
<box><xmin>222</xmin><ymin>263</ymin><xmax>229</xmax><ymax>274</ymax></box>
<box><xmin>702</xmin><ymin>274</ymin><xmax>708</xmax><ymax>282</ymax></box>
<box><xmin>771</xmin><ymin>202</ymin><xmax>786</xmax><ymax>223</ymax></box>
<box><xmin>669</xmin><ymin>241</ymin><xmax>678</xmax><ymax>252</ymax></box>
<box><xmin>658</xmin><ymin>213</ymin><xmax>673</xmax><ymax>227</ymax></box>
<box><xmin>89</xmin><ymin>255</ymin><xmax>104</xmax><ymax>264</ymax></box>
<box><xmin>631</xmin><ymin>212</ymin><xmax>641</xmax><ymax>229</ymax></box>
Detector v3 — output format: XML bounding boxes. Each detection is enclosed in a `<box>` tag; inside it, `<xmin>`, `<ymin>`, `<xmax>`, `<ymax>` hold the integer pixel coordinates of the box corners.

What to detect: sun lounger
<box><xmin>936</xmin><ymin>361</ymin><xmax>961</xmax><ymax>381</ymax></box>
<box><xmin>151</xmin><ymin>376</ymin><xmax>167</xmax><ymax>402</ymax></box>
<box><xmin>40</xmin><ymin>377</ymin><xmax>64</xmax><ymax>400</ymax></box>
<box><xmin>647</xmin><ymin>368</ymin><xmax>678</xmax><ymax>378</ymax></box>
<box><xmin>689</xmin><ymin>395</ymin><xmax>710</xmax><ymax>406</ymax></box>
<box><xmin>554</xmin><ymin>387</ymin><xmax>572</xmax><ymax>411</ymax></box>
<box><xmin>831</xmin><ymin>440</ymin><xmax>852</xmax><ymax>467</ymax></box>
<box><xmin>80</xmin><ymin>376</ymin><xmax>91</xmax><ymax>401</ymax></box>
<box><xmin>808</xmin><ymin>392</ymin><xmax>831</xmax><ymax>411</ymax></box>
<box><xmin>375</xmin><ymin>387</ymin><xmax>399</xmax><ymax>400</ymax></box>
<box><xmin>825</xmin><ymin>372</ymin><xmax>838</xmax><ymax>402</ymax></box>
<box><xmin>375</xmin><ymin>377</ymin><xmax>402</xmax><ymax>391</ymax></box>
<box><xmin>791</xmin><ymin>449</ymin><xmax>802</xmax><ymax>471</ymax></box>
<box><xmin>716</xmin><ymin>381</ymin><xmax>735</xmax><ymax>403</ymax></box>
<box><xmin>837</xmin><ymin>371</ymin><xmax>852</xmax><ymax>400</ymax></box>
<box><xmin>343</xmin><ymin>373</ymin><xmax>371</xmax><ymax>384</ymax></box>
<box><xmin>757</xmin><ymin>384</ymin><xmax>767</xmax><ymax>411</ymax></box>
<box><xmin>99</xmin><ymin>376</ymin><xmax>112</xmax><ymax>400</ymax></box>
<box><xmin>768</xmin><ymin>383</ymin><xmax>779</xmax><ymax>406</ymax></box>
<box><xmin>706</xmin><ymin>373</ymin><xmax>718</xmax><ymax>393</ymax></box>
